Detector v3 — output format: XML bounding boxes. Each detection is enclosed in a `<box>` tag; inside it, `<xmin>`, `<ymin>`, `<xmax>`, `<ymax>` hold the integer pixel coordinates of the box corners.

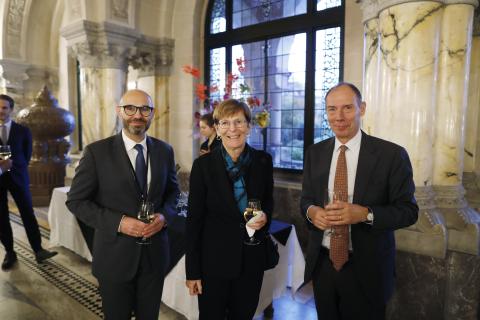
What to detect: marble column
<box><xmin>61</xmin><ymin>20</ymin><xmax>139</xmax><ymax>146</ymax></box>
<box><xmin>362</xmin><ymin>0</ymin><xmax>447</xmax><ymax>258</ymax></box>
<box><xmin>362</xmin><ymin>16</ymin><xmax>380</xmax><ymax>136</ymax></box>
<box><xmin>132</xmin><ymin>38</ymin><xmax>174</xmax><ymax>142</ymax></box>
<box><xmin>74</xmin><ymin>49</ymin><xmax>128</xmax><ymax>146</ymax></box>
<box><xmin>464</xmin><ymin>7</ymin><xmax>480</xmax><ymax>210</ymax></box>
<box><xmin>432</xmin><ymin>2</ymin><xmax>479</xmax><ymax>255</ymax></box>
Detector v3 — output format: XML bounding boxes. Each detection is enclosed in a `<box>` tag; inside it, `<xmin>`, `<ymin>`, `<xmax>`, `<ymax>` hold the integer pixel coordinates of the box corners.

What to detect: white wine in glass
<box><xmin>136</xmin><ymin>200</ymin><xmax>154</xmax><ymax>245</ymax></box>
<box><xmin>243</xmin><ymin>199</ymin><xmax>261</xmax><ymax>245</ymax></box>
<box><xmin>0</xmin><ymin>145</ymin><xmax>11</xmax><ymax>160</ymax></box>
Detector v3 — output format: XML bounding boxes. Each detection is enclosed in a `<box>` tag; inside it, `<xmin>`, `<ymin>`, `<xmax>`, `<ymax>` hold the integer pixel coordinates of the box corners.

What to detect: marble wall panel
<box><xmin>377</xmin><ymin>2</ymin><xmax>442</xmax><ymax>187</ymax></box>
<box><xmin>465</xmin><ymin>36</ymin><xmax>480</xmax><ymax>174</ymax></box>
<box><xmin>433</xmin><ymin>4</ymin><xmax>475</xmax><ymax>186</ymax></box>
<box><xmin>80</xmin><ymin>67</ymin><xmax>126</xmax><ymax>146</ymax></box>
<box><xmin>363</xmin><ymin>18</ymin><xmax>380</xmax><ymax>136</ymax></box>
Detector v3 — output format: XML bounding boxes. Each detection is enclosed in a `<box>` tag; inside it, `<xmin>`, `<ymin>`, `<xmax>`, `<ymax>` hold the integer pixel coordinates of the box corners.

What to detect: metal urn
<box><xmin>16</xmin><ymin>86</ymin><xmax>75</xmax><ymax>206</ymax></box>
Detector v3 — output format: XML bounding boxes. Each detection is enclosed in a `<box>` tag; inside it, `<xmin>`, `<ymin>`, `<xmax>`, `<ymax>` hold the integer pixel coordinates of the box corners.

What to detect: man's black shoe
<box><xmin>1</xmin><ymin>252</ymin><xmax>17</xmax><ymax>270</ymax></box>
<box><xmin>35</xmin><ymin>249</ymin><xmax>57</xmax><ymax>264</ymax></box>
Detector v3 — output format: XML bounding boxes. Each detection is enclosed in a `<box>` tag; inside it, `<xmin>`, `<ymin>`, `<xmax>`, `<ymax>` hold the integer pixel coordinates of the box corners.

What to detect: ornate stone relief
<box><xmin>62</xmin><ymin>21</ymin><xmax>139</xmax><ymax>70</ymax></box>
<box><xmin>6</xmin><ymin>0</ymin><xmax>27</xmax><ymax>58</ymax></box>
<box><xmin>112</xmin><ymin>0</ymin><xmax>128</xmax><ymax>20</ymax></box>
<box><xmin>130</xmin><ymin>37</ymin><xmax>175</xmax><ymax>77</ymax></box>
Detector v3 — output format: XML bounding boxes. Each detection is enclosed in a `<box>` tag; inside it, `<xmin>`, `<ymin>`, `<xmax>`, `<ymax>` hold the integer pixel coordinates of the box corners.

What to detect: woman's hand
<box><xmin>247</xmin><ymin>211</ymin><xmax>267</xmax><ymax>230</ymax></box>
<box><xmin>186</xmin><ymin>279</ymin><xmax>202</xmax><ymax>295</ymax></box>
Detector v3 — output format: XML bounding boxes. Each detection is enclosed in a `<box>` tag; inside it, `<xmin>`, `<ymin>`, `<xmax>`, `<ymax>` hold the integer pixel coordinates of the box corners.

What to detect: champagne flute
<box><xmin>136</xmin><ymin>200</ymin><xmax>155</xmax><ymax>245</ymax></box>
<box><xmin>0</xmin><ymin>145</ymin><xmax>11</xmax><ymax>172</ymax></box>
<box><xmin>243</xmin><ymin>199</ymin><xmax>261</xmax><ymax>245</ymax></box>
<box><xmin>324</xmin><ymin>190</ymin><xmax>341</xmax><ymax>236</ymax></box>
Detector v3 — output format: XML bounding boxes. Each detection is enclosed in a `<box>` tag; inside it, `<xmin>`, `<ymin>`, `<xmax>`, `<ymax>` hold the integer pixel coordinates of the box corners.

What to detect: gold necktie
<box><xmin>330</xmin><ymin>145</ymin><xmax>349</xmax><ymax>271</ymax></box>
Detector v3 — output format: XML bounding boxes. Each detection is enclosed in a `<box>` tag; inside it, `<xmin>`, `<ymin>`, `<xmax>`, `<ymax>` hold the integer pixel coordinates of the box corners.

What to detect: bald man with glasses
<box><xmin>67</xmin><ymin>89</ymin><xmax>179</xmax><ymax>320</ymax></box>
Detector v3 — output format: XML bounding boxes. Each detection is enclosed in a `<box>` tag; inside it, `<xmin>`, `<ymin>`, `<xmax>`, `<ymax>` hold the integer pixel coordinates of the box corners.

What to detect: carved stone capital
<box><xmin>61</xmin><ymin>20</ymin><xmax>139</xmax><ymax>70</ymax></box>
<box><xmin>131</xmin><ymin>36</ymin><xmax>175</xmax><ymax>77</ymax></box>
<box><xmin>0</xmin><ymin>59</ymin><xmax>29</xmax><ymax>91</ymax></box>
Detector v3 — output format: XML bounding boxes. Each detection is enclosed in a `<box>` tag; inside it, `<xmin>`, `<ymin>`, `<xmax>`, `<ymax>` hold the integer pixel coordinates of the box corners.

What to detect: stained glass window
<box><xmin>317</xmin><ymin>0</ymin><xmax>342</xmax><ymax>11</ymax></box>
<box><xmin>233</xmin><ymin>0</ymin><xmax>307</xmax><ymax>29</ymax></box>
<box><xmin>206</xmin><ymin>0</ymin><xmax>344</xmax><ymax>170</ymax></box>
<box><xmin>314</xmin><ymin>27</ymin><xmax>340</xmax><ymax>143</ymax></box>
<box><xmin>210</xmin><ymin>0</ymin><xmax>226</xmax><ymax>33</ymax></box>
<box><xmin>209</xmin><ymin>48</ymin><xmax>226</xmax><ymax>103</ymax></box>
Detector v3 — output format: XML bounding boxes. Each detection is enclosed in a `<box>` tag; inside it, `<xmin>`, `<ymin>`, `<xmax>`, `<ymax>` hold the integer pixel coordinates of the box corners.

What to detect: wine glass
<box><xmin>0</xmin><ymin>145</ymin><xmax>11</xmax><ymax>172</ymax></box>
<box><xmin>243</xmin><ymin>199</ymin><xmax>261</xmax><ymax>245</ymax></box>
<box><xmin>324</xmin><ymin>190</ymin><xmax>342</xmax><ymax>236</ymax></box>
<box><xmin>136</xmin><ymin>200</ymin><xmax>154</xmax><ymax>245</ymax></box>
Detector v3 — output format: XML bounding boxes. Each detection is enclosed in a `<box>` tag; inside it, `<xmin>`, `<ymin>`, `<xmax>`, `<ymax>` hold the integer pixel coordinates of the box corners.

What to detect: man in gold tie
<box><xmin>300</xmin><ymin>83</ymin><xmax>418</xmax><ymax>320</ymax></box>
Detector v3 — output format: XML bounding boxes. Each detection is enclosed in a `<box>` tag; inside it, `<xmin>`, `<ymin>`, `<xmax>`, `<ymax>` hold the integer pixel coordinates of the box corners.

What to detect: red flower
<box><xmin>195</xmin><ymin>84</ymin><xmax>208</xmax><ymax>101</ymax></box>
<box><xmin>182</xmin><ymin>65</ymin><xmax>200</xmax><ymax>78</ymax></box>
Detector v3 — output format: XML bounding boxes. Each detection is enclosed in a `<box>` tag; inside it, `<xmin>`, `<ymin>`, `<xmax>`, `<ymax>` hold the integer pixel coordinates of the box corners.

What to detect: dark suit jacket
<box><xmin>300</xmin><ymin>131</ymin><xmax>418</xmax><ymax>303</ymax></box>
<box><xmin>66</xmin><ymin>133</ymin><xmax>179</xmax><ymax>283</ymax></box>
<box><xmin>186</xmin><ymin>146</ymin><xmax>273</xmax><ymax>280</ymax></box>
<box><xmin>1</xmin><ymin>121</ymin><xmax>32</xmax><ymax>187</ymax></box>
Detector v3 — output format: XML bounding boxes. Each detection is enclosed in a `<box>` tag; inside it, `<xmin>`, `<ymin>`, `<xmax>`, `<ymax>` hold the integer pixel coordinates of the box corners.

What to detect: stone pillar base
<box><xmin>434</xmin><ymin>185</ymin><xmax>480</xmax><ymax>255</ymax></box>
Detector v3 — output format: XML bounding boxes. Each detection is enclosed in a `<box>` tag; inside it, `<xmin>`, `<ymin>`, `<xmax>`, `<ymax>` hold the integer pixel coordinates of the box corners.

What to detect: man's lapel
<box><xmin>353</xmin><ymin>132</ymin><xmax>378</xmax><ymax>204</ymax></box>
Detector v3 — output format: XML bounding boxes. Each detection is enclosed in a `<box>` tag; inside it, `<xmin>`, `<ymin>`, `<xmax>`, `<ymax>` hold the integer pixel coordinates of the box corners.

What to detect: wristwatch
<box><xmin>366</xmin><ymin>207</ymin><xmax>374</xmax><ymax>224</ymax></box>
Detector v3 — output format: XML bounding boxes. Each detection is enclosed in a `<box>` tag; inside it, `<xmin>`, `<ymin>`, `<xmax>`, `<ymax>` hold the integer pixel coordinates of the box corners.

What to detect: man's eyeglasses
<box><xmin>121</xmin><ymin>105</ymin><xmax>153</xmax><ymax>117</ymax></box>
<box><xmin>217</xmin><ymin>119</ymin><xmax>248</xmax><ymax>130</ymax></box>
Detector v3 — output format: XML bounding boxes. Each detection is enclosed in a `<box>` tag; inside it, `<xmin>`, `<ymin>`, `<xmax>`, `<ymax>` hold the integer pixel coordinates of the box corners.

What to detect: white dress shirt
<box><xmin>121</xmin><ymin>130</ymin><xmax>151</xmax><ymax>192</ymax></box>
<box><xmin>322</xmin><ymin>129</ymin><xmax>362</xmax><ymax>250</ymax></box>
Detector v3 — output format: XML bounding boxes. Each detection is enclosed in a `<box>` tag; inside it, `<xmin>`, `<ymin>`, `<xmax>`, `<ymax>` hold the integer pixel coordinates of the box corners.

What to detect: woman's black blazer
<box><xmin>186</xmin><ymin>146</ymin><xmax>273</xmax><ymax>280</ymax></box>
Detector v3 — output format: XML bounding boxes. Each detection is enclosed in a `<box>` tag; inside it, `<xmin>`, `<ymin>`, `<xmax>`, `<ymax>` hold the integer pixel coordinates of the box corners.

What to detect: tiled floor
<box><xmin>0</xmin><ymin>205</ymin><xmax>317</xmax><ymax>320</ymax></box>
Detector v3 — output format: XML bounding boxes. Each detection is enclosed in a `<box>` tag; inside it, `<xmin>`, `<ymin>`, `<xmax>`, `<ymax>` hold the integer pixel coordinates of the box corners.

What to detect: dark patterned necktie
<box><xmin>0</xmin><ymin>125</ymin><xmax>6</xmax><ymax>145</ymax></box>
<box><xmin>134</xmin><ymin>144</ymin><xmax>147</xmax><ymax>194</ymax></box>
<box><xmin>330</xmin><ymin>145</ymin><xmax>349</xmax><ymax>271</ymax></box>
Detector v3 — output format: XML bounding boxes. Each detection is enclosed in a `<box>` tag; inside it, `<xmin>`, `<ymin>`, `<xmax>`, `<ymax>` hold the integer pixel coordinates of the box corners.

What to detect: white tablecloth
<box><xmin>48</xmin><ymin>186</ymin><xmax>92</xmax><ymax>261</ymax></box>
<box><xmin>47</xmin><ymin>187</ymin><xmax>308</xmax><ymax>319</ymax></box>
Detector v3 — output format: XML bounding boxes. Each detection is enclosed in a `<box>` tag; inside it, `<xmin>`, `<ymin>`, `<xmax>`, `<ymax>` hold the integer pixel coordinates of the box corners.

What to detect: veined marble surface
<box><xmin>465</xmin><ymin>36</ymin><xmax>480</xmax><ymax>172</ymax></box>
<box><xmin>79</xmin><ymin>67</ymin><xmax>126</xmax><ymax>146</ymax></box>
<box><xmin>433</xmin><ymin>4</ymin><xmax>475</xmax><ymax>186</ymax></box>
<box><xmin>373</xmin><ymin>2</ymin><xmax>442</xmax><ymax>186</ymax></box>
<box><xmin>362</xmin><ymin>18</ymin><xmax>380</xmax><ymax>136</ymax></box>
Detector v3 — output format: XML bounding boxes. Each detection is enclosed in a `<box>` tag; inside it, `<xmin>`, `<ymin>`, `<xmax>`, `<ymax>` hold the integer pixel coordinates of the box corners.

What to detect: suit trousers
<box><xmin>0</xmin><ymin>176</ymin><xmax>42</xmax><ymax>253</ymax></box>
<box><xmin>312</xmin><ymin>247</ymin><xmax>385</xmax><ymax>320</ymax></box>
<box><xmin>98</xmin><ymin>246</ymin><xmax>165</xmax><ymax>320</ymax></box>
<box><xmin>198</xmin><ymin>270</ymin><xmax>264</xmax><ymax>320</ymax></box>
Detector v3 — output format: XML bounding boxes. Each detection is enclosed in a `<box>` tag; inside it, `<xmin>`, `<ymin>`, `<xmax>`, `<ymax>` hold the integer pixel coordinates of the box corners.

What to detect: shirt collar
<box><xmin>121</xmin><ymin>129</ymin><xmax>147</xmax><ymax>151</ymax></box>
<box><xmin>334</xmin><ymin>129</ymin><xmax>362</xmax><ymax>152</ymax></box>
<box><xmin>0</xmin><ymin>120</ymin><xmax>12</xmax><ymax>129</ymax></box>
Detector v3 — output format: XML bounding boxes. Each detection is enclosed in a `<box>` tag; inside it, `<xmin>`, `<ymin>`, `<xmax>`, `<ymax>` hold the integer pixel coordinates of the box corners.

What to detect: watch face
<box><xmin>367</xmin><ymin>212</ymin><xmax>373</xmax><ymax>221</ymax></box>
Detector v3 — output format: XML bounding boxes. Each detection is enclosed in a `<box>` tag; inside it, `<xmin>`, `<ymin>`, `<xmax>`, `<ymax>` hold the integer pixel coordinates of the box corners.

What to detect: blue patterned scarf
<box><xmin>222</xmin><ymin>144</ymin><xmax>252</xmax><ymax>214</ymax></box>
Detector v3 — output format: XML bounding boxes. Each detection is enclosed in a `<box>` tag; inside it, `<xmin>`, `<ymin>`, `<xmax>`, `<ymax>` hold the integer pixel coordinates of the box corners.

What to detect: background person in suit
<box><xmin>300</xmin><ymin>83</ymin><xmax>418</xmax><ymax>320</ymax></box>
<box><xmin>0</xmin><ymin>94</ymin><xmax>57</xmax><ymax>271</ymax></box>
<box><xmin>186</xmin><ymin>99</ymin><xmax>274</xmax><ymax>320</ymax></box>
<box><xmin>199</xmin><ymin>112</ymin><xmax>220</xmax><ymax>156</ymax></box>
<box><xmin>66</xmin><ymin>89</ymin><xmax>179</xmax><ymax>320</ymax></box>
